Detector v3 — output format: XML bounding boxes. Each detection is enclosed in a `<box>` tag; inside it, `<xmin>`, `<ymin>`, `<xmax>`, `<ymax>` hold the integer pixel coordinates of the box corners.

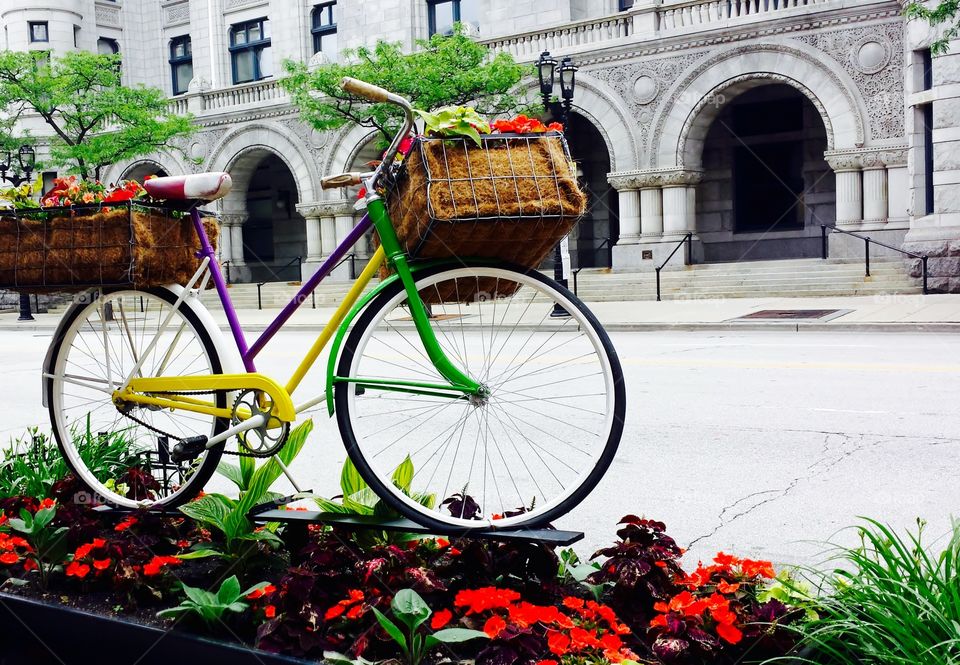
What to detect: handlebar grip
<box><xmin>320</xmin><ymin>172</ymin><xmax>363</xmax><ymax>190</ymax></box>
<box><xmin>340</xmin><ymin>77</ymin><xmax>391</xmax><ymax>103</ymax></box>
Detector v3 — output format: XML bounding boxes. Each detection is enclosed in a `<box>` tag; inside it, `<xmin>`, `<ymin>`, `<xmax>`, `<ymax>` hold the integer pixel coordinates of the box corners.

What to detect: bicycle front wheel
<box><xmin>335</xmin><ymin>263</ymin><xmax>625</xmax><ymax>531</ymax></box>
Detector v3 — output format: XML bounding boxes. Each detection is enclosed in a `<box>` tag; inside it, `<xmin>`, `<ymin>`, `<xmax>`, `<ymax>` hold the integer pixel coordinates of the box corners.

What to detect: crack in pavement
<box><xmin>686</xmin><ymin>431</ymin><xmax>868</xmax><ymax>549</ymax></box>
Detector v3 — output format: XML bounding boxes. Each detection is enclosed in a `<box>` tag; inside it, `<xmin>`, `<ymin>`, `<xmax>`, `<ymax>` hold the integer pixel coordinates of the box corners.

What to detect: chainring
<box><xmin>231</xmin><ymin>388</ymin><xmax>290</xmax><ymax>458</ymax></box>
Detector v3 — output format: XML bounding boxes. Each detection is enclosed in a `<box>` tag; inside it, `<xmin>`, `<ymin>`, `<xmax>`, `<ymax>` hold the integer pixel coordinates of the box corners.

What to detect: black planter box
<box><xmin>0</xmin><ymin>592</ymin><xmax>315</xmax><ymax>665</ymax></box>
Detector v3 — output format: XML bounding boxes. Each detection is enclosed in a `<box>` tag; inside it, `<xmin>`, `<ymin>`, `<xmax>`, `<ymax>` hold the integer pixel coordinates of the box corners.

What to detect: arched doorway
<box><xmin>225</xmin><ymin>149</ymin><xmax>305</xmax><ymax>283</ymax></box>
<box><xmin>120</xmin><ymin>161</ymin><xmax>168</xmax><ymax>184</ymax></box>
<box><xmin>695</xmin><ymin>83</ymin><xmax>834</xmax><ymax>262</ymax></box>
<box><xmin>567</xmin><ymin>113</ymin><xmax>615</xmax><ymax>268</ymax></box>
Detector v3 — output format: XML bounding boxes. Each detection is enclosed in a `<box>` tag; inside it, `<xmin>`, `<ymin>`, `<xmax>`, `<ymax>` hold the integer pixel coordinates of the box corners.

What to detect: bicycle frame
<box><xmin>114</xmin><ymin>197</ymin><xmax>483</xmax><ymax>427</ymax></box>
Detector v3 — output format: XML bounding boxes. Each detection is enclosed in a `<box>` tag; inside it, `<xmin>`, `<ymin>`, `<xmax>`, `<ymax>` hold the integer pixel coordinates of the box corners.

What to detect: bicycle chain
<box><xmin>118</xmin><ymin>389</ymin><xmax>285</xmax><ymax>458</ymax></box>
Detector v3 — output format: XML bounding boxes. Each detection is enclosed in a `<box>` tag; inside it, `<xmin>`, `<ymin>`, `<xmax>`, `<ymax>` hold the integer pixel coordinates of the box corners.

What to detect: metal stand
<box><xmin>17</xmin><ymin>293</ymin><xmax>34</xmax><ymax>321</ymax></box>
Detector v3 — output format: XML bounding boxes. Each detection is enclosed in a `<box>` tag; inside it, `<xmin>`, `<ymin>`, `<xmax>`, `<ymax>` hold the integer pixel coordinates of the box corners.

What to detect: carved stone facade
<box><xmin>3</xmin><ymin>0</ymin><xmax>956</xmax><ymax>288</ymax></box>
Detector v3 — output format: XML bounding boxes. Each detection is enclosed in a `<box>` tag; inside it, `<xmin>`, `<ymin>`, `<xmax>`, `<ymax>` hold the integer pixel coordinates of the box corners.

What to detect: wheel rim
<box><xmin>343</xmin><ymin>267</ymin><xmax>618</xmax><ymax>529</ymax></box>
<box><xmin>50</xmin><ymin>290</ymin><xmax>221</xmax><ymax>508</ymax></box>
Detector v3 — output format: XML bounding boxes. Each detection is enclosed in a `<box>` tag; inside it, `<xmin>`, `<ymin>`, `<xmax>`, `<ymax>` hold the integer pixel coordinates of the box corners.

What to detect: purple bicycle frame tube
<box><xmin>191</xmin><ymin>208</ymin><xmax>254</xmax><ymax>371</ymax></box>
<box><xmin>243</xmin><ymin>212</ymin><xmax>374</xmax><ymax>364</ymax></box>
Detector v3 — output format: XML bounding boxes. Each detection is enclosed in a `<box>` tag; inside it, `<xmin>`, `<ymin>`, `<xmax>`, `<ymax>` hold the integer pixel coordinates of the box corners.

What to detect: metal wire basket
<box><xmin>387</xmin><ymin>132</ymin><xmax>586</xmax><ymax>302</ymax></box>
<box><xmin>0</xmin><ymin>201</ymin><xmax>217</xmax><ymax>293</ymax></box>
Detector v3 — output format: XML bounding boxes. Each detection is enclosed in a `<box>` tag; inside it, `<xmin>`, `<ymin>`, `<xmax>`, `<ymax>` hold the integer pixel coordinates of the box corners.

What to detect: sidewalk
<box><xmin>3</xmin><ymin>293</ymin><xmax>960</xmax><ymax>333</ymax></box>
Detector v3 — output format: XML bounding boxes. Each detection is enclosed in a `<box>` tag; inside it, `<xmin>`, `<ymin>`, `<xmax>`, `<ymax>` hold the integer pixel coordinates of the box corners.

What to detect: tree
<box><xmin>0</xmin><ymin>50</ymin><xmax>194</xmax><ymax>180</ymax></box>
<box><xmin>281</xmin><ymin>28</ymin><xmax>531</xmax><ymax>146</ymax></box>
<box><xmin>906</xmin><ymin>1</ymin><xmax>960</xmax><ymax>54</ymax></box>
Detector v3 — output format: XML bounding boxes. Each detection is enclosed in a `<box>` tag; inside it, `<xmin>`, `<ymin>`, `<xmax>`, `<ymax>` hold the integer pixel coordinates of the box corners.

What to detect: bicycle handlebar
<box><xmin>320</xmin><ymin>172</ymin><xmax>365</xmax><ymax>190</ymax></box>
<box><xmin>340</xmin><ymin>77</ymin><xmax>391</xmax><ymax>103</ymax></box>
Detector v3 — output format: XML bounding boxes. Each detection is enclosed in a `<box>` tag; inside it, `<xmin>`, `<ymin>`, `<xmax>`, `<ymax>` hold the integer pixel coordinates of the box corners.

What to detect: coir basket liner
<box><xmin>387</xmin><ymin>132</ymin><xmax>586</xmax><ymax>303</ymax></box>
<box><xmin>0</xmin><ymin>203</ymin><xmax>218</xmax><ymax>292</ymax></box>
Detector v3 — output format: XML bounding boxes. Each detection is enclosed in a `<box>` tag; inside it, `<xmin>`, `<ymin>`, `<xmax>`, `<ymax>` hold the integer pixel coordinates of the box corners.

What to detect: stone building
<box><xmin>1</xmin><ymin>0</ymin><xmax>958</xmax><ymax>288</ymax></box>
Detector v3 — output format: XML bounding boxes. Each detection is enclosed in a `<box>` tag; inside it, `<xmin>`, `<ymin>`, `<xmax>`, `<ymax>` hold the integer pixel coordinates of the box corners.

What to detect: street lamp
<box><xmin>536</xmin><ymin>51</ymin><xmax>578</xmax><ymax>316</ymax></box>
<box><xmin>0</xmin><ymin>144</ymin><xmax>36</xmax><ymax>187</ymax></box>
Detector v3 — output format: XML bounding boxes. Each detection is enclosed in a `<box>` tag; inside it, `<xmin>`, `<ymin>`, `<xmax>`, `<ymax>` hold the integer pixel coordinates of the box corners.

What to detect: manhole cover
<box><xmin>737</xmin><ymin>309</ymin><xmax>841</xmax><ymax>320</ymax></box>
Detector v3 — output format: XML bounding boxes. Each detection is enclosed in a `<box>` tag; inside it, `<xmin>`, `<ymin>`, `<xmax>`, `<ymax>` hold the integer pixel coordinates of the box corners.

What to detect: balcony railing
<box><xmin>656</xmin><ymin>0</ymin><xmax>833</xmax><ymax>32</ymax></box>
<box><xmin>482</xmin><ymin>14</ymin><xmax>635</xmax><ymax>60</ymax></box>
<box><xmin>168</xmin><ymin>78</ymin><xmax>289</xmax><ymax>116</ymax></box>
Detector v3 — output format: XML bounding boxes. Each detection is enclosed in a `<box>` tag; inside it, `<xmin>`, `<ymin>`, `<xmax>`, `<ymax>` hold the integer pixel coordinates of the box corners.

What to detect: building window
<box><xmin>97</xmin><ymin>37</ymin><xmax>119</xmax><ymax>54</ymax></box>
<box><xmin>29</xmin><ymin>22</ymin><xmax>49</xmax><ymax>43</ymax></box>
<box><xmin>312</xmin><ymin>2</ymin><xmax>338</xmax><ymax>60</ymax></box>
<box><xmin>428</xmin><ymin>0</ymin><xmax>478</xmax><ymax>36</ymax></box>
<box><xmin>230</xmin><ymin>18</ymin><xmax>272</xmax><ymax>84</ymax></box>
<box><xmin>170</xmin><ymin>35</ymin><xmax>193</xmax><ymax>96</ymax></box>
<box><xmin>920</xmin><ymin>48</ymin><xmax>933</xmax><ymax>91</ymax></box>
<box><xmin>619</xmin><ymin>0</ymin><xmax>635</xmax><ymax>9</ymax></box>
<box><xmin>922</xmin><ymin>103</ymin><xmax>934</xmax><ymax>215</ymax></box>
<box><xmin>73</xmin><ymin>25</ymin><xmax>80</xmax><ymax>48</ymax></box>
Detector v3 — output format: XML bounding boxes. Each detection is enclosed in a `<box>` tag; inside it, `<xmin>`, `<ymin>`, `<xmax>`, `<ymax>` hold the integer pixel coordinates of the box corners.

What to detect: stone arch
<box><xmin>205</xmin><ymin>122</ymin><xmax>319</xmax><ymax>207</ymax></box>
<box><xmin>323</xmin><ymin>124</ymin><xmax>380</xmax><ymax>179</ymax></box>
<box><xmin>101</xmin><ymin>155</ymin><xmax>183</xmax><ymax>185</ymax></box>
<box><xmin>651</xmin><ymin>42</ymin><xmax>868</xmax><ymax>169</ymax></box>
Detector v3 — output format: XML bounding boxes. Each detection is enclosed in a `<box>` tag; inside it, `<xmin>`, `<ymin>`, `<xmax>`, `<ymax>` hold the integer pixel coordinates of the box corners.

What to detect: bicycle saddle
<box><xmin>144</xmin><ymin>172</ymin><xmax>232</xmax><ymax>201</ymax></box>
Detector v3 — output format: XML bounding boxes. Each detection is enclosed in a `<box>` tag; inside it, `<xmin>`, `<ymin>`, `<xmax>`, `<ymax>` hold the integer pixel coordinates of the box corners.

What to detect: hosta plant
<box><xmin>158</xmin><ymin>575</ymin><xmax>270</xmax><ymax>626</ymax></box>
<box><xmin>4</xmin><ymin>499</ymin><xmax>69</xmax><ymax>589</ymax></box>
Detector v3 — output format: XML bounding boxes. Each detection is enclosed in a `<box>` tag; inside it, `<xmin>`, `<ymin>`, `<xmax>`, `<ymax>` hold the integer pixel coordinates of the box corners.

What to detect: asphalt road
<box><xmin>4</xmin><ymin>327</ymin><xmax>959</xmax><ymax>570</ymax></box>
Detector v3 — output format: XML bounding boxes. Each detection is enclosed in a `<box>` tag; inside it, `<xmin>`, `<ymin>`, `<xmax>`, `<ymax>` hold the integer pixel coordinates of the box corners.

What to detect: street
<box><xmin>4</xmin><ymin>325</ymin><xmax>959</xmax><ymax>569</ymax></box>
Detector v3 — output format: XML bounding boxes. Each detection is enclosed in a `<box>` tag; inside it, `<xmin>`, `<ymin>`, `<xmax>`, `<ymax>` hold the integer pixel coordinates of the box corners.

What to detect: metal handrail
<box><xmin>222</xmin><ymin>260</ymin><xmax>232</xmax><ymax>285</ymax></box>
<box><xmin>655</xmin><ymin>233</ymin><xmax>693</xmax><ymax>302</ymax></box>
<box><xmin>821</xmin><ymin>225</ymin><xmax>928</xmax><ymax>295</ymax></box>
<box><xmin>256</xmin><ymin>255</ymin><xmax>303</xmax><ymax>310</ymax></box>
<box><xmin>570</xmin><ymin>238</ymin><xmax>612</xmax><ymax>296</ymax></box>
<box><xmin>308</xmin><ymin>253</ymin><xmax>358</xmax><ymax>309</ymax></box>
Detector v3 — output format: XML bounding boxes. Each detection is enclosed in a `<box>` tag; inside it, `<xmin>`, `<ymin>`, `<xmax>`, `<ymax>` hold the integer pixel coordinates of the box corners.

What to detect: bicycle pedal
<box><xmin>170</xmin><ymin>436</ymin><xmax>208</xmax><ymax>463</ymax></box>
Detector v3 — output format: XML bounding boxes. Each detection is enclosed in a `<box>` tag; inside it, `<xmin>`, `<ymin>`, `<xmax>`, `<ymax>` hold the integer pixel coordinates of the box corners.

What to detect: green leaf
<box><xmin>217</xmin><ymin>576</ymin><xmax>241</xmax><ymax>604</ymax></box>
<box><xmin>182</xmin><ymin>583</ymin><xmax>216</xmax><ymax>608</ymax></box>
<box><xmin>314</xmin><ymin>497</ymin><xmax>355</xmax><ymax>514</ymax></box>
<box><xmin>216</xmin><ymin>461</ymin><xmax>246</xmax><ymax>490</ymax></box>
<box><xmin>391</xmin><ymin>455</ymin><xmax>414</xmax><ymax>493</ymax></box>
<box><xmin>178</xmin><ymin>493</ymin><xmax>235</xmax><ymax>532</ymax></box>
<box><xmin>176</xmin><ymin>548</ymin><xmax>225</xmax><ymax>560</ymax></box>
<box><xmin>391</xmin><ymin>588</ymin><xmax>431</xmax><ymax>631</ymax></box>
<box><xmin>427</xmin><ymin>628</ymin><xmax>489</xmax><ymax>646</ymax></box>
<box><xmin>372</xmin><ymin>607</ymin><xmax>408</xmax><ymax>652</ymax></box>
<box><xmin>340</xmin><ymin>456</ymin><xmax>367</xmax><ymax>497</ymax></box>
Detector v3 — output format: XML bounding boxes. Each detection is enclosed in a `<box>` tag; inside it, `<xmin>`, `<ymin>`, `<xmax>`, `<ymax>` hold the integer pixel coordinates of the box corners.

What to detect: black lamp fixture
<box><xmin>1</xmin><ymin>144</ymin><xmax>36</xmax><ymax>187</ymax></box>
<box><xmin>535</xmin><ymin>51</ymin><xmax>578</xmax><ymax>317</ymax></box>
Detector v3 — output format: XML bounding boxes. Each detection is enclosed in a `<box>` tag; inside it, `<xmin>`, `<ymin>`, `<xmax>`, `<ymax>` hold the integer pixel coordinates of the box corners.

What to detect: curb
<box><xmin>3</xmin><ymin>321</ymin><xmax>960</xmax><ymax>334</ymax></box>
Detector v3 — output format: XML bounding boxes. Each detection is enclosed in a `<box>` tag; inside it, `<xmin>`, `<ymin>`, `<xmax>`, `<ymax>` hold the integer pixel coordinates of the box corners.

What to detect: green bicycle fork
<box><xmin>365</xmin><ymin>196</ymin><xmax>484</xmax><ymax>397</ymax></box>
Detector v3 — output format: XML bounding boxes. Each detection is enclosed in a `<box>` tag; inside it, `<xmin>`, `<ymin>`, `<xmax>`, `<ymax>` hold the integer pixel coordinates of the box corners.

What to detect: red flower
<box><xmin>431</xmin><ymin>608</ymin><xmax>453</xmax><ymax>630</ymax></box>
<box><xmin>546</xmin><ymin>630</ymin><xmax>570</xmax><ymax>656</ymax></box>
<box><xmin>325</xmin><ymin>604</ymin><xmax>345</xmax><ymax>621</ymax></box>
<box><xmin>562</xmin><ymin>597</ymin><xmax>584</xmax><ymax>610</ymax></box>
<box><xmin>716</xmin><ymin>621</ymin><xmax>743</xmax><ymax>644</ymax></box>
<box><xmin>741</xmin><ymin>558</ymin><xmax>776</xmax><ymax>579</ymax></box>
<box><xmin>22</xmin><ymin>558</ymin><xmax>37</xmax><ymax>572</ymax></box>
<box><xmin>569</xmin><ymin>626</ymin><xmax>600</xmax><ymax>651</ymax></box>
<box><xmin>38</xmin><ymin>498</ymin><xmax>55</xmax><ymax>510</ymax></box>
<box><xmin>93</xmin><ymin>559</ymin><xmax>111</xmax><ymax>571</ymax></box>
<box><xmin>346</xmin><ymin>604</ymin><xmax>364</xmax><ymax>620</ymax></box>
<box><xmin>713</xmin><ymin>552</ymin><xmax>740</xmax><ymax>567</ymax></box>
<box><xmin>649</xmin><ymin>614</ymin><xmax>667</xmax><ymax>628</ymax></box>
<box><xmin>0</xmin><ymin>552</ymin><xmax>19</xmax><ymax>565</ymax></box>
<box><xmin>264</xmin><ymin>605</ymin><xmax>277</xmax><ymax>619</ymax></box>
<box><xmin>142</xmin><ymin>555</ymin><xmax>180</xmax><ymax>576</ymax></box>
<box><xmin>717</xmin><ymin>580</ymin><xmax>740</xmax><ymax>594</ymax></box>
<box><xmin>115</xmin><ymin>516</ymin><xmax>137</xmax><ymax>532</ymax></box>
<box><xmin>66</xmin><ymin>561</ymin><xmax>90</xmax><ymax>578</ymax></box>
<box><xmin>483</xmin><ymin>615</ymin><xmax>506</xmax><ymax>638</ymax></box>
<box><xmin>435</xmin><ymin>537</ymin><xmax>450</xmax><ymax>549</ymax></box>
<box><xmin>535</xmin><ymin>661</ymin><xmax>559</xmax><ymax>665</ymax></box>
<box><xmin>454</xmin><ymin>587</ymin><xmax>520</xmax><ymax>615</ymax></box>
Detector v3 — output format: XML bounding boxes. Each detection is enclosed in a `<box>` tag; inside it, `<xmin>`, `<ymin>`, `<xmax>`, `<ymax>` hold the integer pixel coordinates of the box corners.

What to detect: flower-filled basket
<box><xmin>387</xmin><ymin>127</ymin><xmax>586</xmax><ymax>303</ymax></box>
<box><xmin>0</xmin><ymin>178</ymin><xmax>217</xmax><ymax>293</ymax></box>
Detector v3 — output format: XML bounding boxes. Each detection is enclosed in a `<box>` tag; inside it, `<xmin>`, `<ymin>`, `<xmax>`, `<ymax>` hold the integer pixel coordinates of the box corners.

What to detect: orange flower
<box><xmin>38</xmin><ymin>498</ymin><xmax>55</xmax><ymax>510</ymax></box>
<box><xmin>431</xmin><ymin>608</ymin><xmax>453</xmax><ymax>630</ymax></box>
<box><xmin>649</xmin><ymin>614</ymin><xmax>667</xmax><ymax>628</ymax></box>
<box><xmin>535</xmin><ymin>661</ymin><xmax>559</xmax><ymax>665</ymax></box>
<box><xmin>0</xmin><ymin>552</ymin><xmax>18</xmax><ymax>565</ymax></box>
<box><xmin>93</xmin><ymin>559</ymin><xmax>111</xmax><ymax>571</ymax></box>
<box><xmin>325</xmin><ymin>604</ymin><xmax>345</xmax><ymax>621</ymax></box>
<box><xmin>265</xmin><ymin>605</ymin><xmax>276</xmax><ymax>619</ymax></box>
<box><xmin>346</xmin><ymin>604</ymin><xmax>364</xmax><ymax>620</ymax></box>
<box><xmin>562</xmin><ymin>597</ymin><xmax>584</xmax><ymax>610</ymax></box>
<box><xmin>115</xmin><ymin>516</ymin><xmax>137</xmax><ymax>532</ymax></box>
<box><xmin>435</xmin><ymin>538</ymin><xmax>450</xmax><ymax>549</ymax></box>
<box><xmin>22</xmin><ymin>558</ymin><xmax>37</xmax><ymax>572</ymax></box>
<box><xmin>454</xmin><ymin>587</ymin><xmax>520</xmax><ymax>615</ymax></box>
<box><xmin>717</xmin><ymin>580</ymin><xmax>740</xmax><ymax>594</ymax></box>
<box><xmin>741</xmin><ymin>558</ymin><xmax>776</xmax><ymax>579</ymax></box>
<box><xmin>142</xmin><ymin>555</ymin><xmax>180</xmax><ymax>576</ymax></box>
<box><xmin>713</xmin><ymin>552</ymin><xmax>740</xmax><ymax>567</ymax></box>
<box><xmin>483</xmin><ymin>615</ymin><xmax>506</xmax><ymax>638</ymax></box>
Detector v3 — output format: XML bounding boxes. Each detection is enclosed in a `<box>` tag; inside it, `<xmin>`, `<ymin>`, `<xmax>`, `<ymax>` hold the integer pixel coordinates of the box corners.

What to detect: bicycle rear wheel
<box><xmin>335</xmin><ymin>263</ymin><xmax>625</xmax><ymax>532</ymax></box>
<box><xmin>46</xmin><ymin>288</ymin><xmax>227</xmax><ymax>509</ymax></box>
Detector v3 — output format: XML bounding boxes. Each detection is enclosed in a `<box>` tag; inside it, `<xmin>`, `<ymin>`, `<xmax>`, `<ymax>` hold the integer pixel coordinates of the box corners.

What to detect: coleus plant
<box><xmin>414</xmin><ymin>106</ymin><xmax>491</xmax><ymax>147</ymax></box>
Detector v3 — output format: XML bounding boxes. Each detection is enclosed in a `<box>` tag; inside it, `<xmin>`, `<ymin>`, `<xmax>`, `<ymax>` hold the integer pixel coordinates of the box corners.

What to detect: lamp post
<box><xmin>0</xmin><ymin>145</ymin><xmax>36</xmax><ymax>187</ymax></box>
<box><xmin>3</xmin><ymin>144</ymin><xmax>38</xmax><ymax>321</ymax></box>
<box><xmin>536</xmin><ymin>51</ymin><xmax>578</xmax><ymax>317</ymax></box>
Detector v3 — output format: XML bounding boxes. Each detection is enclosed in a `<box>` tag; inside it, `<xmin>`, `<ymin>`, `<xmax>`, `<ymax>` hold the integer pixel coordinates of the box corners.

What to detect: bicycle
<box><xmin>42</xmin><ymin>78</ymin><xmax>626</xmax><ymax>532</ymax></box>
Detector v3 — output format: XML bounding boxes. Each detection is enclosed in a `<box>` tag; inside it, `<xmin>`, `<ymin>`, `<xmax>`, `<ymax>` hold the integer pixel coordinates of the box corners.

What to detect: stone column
<box><xmin>320</xmin><ymin>216</ymin><xmax>336</xmax><ymax>257</ymax></box>
<box><xmin>826</xmin><ymin>152</ymin><xmax>863</xmax><ymax>227</ymax></box>
<box><xmin>304</xmin><ymin>215</ymin><xmax>323</xmax><ymax>263</ymax></box>
<box><xmin>882</xmin><ymin>149</ymin><xmax>909</xmax><ymax>222</ymax></box>
<box><xmin>640</xmin><ymin>187</ymin><xmax>664</xmax><ymax>235</ymax></box>
<box><xmin>297</xmin><ymin>201</ymin><xmax>354</xmax><ymax>280</ymax></box>
<box><xmin>219</xmin><ymin>213</ymin><xmax>247</xmax><ymax>265</ymax></box>
<box><xmin>609</xmin><ymin>178</ymin><xmax>641</xmax><ymax>244</ymax></box>
<box><xmin>660</xmin><ymin>170</ymin><xmax>702</xmax><ymax>236</ymax></box>
<box><xmin>862</xmin><ymin>166</ymin><xmax>888</xmax><ymax>227</ymax></box>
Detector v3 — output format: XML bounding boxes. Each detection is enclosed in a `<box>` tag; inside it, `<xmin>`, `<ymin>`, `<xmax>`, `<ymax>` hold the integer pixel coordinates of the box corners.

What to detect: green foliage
<box><xmin>556</xmin><ymin>547</ymin><xmax>607</xmax><ymax>602</ymax></box>
<box><xmin>789</xmin><ymin>518</ymin><xmax>960</xmax><ymax>664</ymax></box>
<box><xmin>0</xmin><ymin>425</ymin><xmax>138</xmax><ymax>500</ymax></box>
<box><xmin>905</xmin><ymin>1</ymin><xmax>960</xmax><ymax>54</ymax></box>
<box><xmin>157</xmin><ymin>575</ymin><xmax>269</xmax><ymax>625</ymax></box>
<box><xmin>179</xmin><ymin>420</ymin><xmax>313</xmax><ymax>563</ymax></box>
<box><xmin>7</xmin><ymin>502</ymin><xmax>69</xmax><ymax>590</ymax></box>
<box><xmin>314</xmin><ymin>456</ymin><xmax>433</xmax><ymax>546</ymax></box>
<box><xmin>372</xmin><ymin>588</ymin><xmax>487</xmax><ymax>665</ymax></box>
<box><xmin>0</xmin><ymin>174</ymin><xmax>43</xmax><ymax>210</ymax></box>
<box><xmin>0</xmin><ymin>50</ymin><xmax>194</xmax><ymax>179</ymax></box>
<box><xmin>281</xmin><ymin>27</ymin><xmax>530</xmax><ymax>146</ymax></box>
<box><xmin>414</xmin><ymin>106</ymin><xmax>490</xmax><ymax>146</ymax></box>
<box><xmin>757</xmin><ymin>569</ymin><xmax>819</xmax><ymax>621</ymax></box>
